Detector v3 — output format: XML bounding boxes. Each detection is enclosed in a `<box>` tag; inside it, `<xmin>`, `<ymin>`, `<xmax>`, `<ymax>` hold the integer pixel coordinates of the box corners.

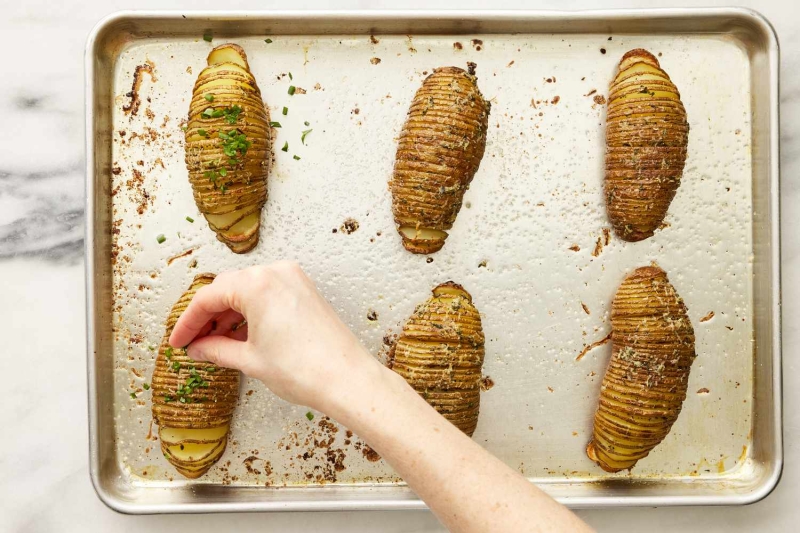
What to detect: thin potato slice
<box><xmin>586</xmin><ymin>265</ymin><xmax>696</xmax><ymax>472</ymax></box>
<box><xmin>389</xmin><ymin>65</ymin><xmax>491</xmax><ymax>254</ymax></box>
<box><xmin>185</xmin><ymin>44</ymin><xmax>270</xmax><ymax>253</ymax></box>
<box><xmin>390</xmin><ymin>282</ymin><xmax>486</xmax><ymax>436</ymax></box>
<box><xmin>150</xmin><ymin>273</ymin><xmax>240</xmax><ymax>479</ymax></box>
<box><xmin>604</xmin><ymin>49</ymin><xmax>689</xmax><ymax>242</ymax></box>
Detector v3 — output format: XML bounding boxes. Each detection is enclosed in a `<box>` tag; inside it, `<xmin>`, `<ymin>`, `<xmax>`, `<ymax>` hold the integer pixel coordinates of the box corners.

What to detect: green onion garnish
<box><xmin>281</xmin><ymin>142</ymin><xmax>288</xmax><ymax>152</ymax></box>
<box><xmin>203</xmin><ymin>32</ymin><xmax>213</xmax><ymax>42</ymax></box>
<box><xmin>130</xmin><ymin>392</ymin><xmax>137</xmax><ymax>399</ymax></box>
<box><xmin>270</xmin><ymin>121</ymin><xmax>282</xmax><ymax>128</ymax></box>
<box><xmin>156</xmin><ymin>234</ymin><xmax>166</xmax><ymax>244</ymax></box>
<box><xmin>293</xmin><ymin>155</ymin><xmax>301</xmax><ymax>160</ymax></box>
<box><xmin>143</xmin><ymin>383</ymin><xmax>150</xmax><ymax>390</ymax></box>
<box><xmin>204</xmin><ymin>94</ymin><xmax>214</xmax><ymax>102</ymax></box>
<box><xmin>301</xmin><ymin>129</ymin><xmax>313</xmax><ymax>144</ymax></box>
<box><xmin>288</xmin><ymin>86</ymin><xmax>296</xmax><ymax>95</ymax></box>
<box><xmin>306</xmin><ymin>411</ymin><xmax>314</xmax><ymax>421</ymax></box>
<box><xmin>282</xmin><ymin>107</ymin><xmax>288</xmax><ymax>116</ymax></box>
<box><xmin>265</xmin><ymin>38</ymin><xmax>273</xmax><ymax>44</ymax></box>
<box><xmin>289</xmin><ymin>72</ymin><xmax>293</xmax><ymax>80</ymax></box>
<box><xmin>186</xmin><ymin>216</ymin><xmax>194</xmax><ymax>223</ymax></box>
<box><xmin>198</xmin><ymin>129</ymin><xmax>208</xmax><ymax>137</ymax></box>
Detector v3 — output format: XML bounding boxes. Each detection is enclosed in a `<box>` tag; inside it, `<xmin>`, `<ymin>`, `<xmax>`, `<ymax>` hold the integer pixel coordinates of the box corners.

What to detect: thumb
<box><xmin>187</xmin><ymin>335</ymin><xmax>250</xmax><ymax>372</ymax></box>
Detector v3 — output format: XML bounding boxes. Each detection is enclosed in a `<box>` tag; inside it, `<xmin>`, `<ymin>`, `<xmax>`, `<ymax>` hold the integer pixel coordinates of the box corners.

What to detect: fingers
<box><xmin>169</xmin><ymin>272</ymin><xmax>248</xmax><ymax>348</ymax></box>
<box><xmin>186</xmin><ymin>335</ymin><xmax>251</xmax><ymax>373</ymax></box>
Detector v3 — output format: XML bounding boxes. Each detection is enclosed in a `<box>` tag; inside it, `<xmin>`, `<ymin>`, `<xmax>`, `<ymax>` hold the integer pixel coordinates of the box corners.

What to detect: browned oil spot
<box><xmin>340</xmin><ymin>218</ymin><xmax>359</xmax><ymax>234</ymax></box>
<box><xmin>367</xmin><ymin>309</ymin><xmax>378</xmax><ymax>321</ymax></box>
<box><xmin>362</xmin><ymin>444</ymin><xmax>381</xmax><ymax>462</ymax></box>
<box><xmin>700</xmin><ymin>311</ymin><xmax>715</xmax><ymax>323</ymax></box>
<box><xmin>697</xmin><ymin>387</ymin><xmax>710</xmax><ymax>395</ymax></box>
<box><xmin>369</xmin><ymin>35</ymin><xmax>379</xmax><ymax>44</ymax></box>
<box><xmin>576</xmin><ymin>331</ymin><xmax>612</xmax><ymax>361</ymax></box>
<box><xmin>123</xmin><ymin>61</ymin><xmax>156</xmax><ymax>116</ymax></box>
<box><xmin>581</xmin><ymin>302</ymin><xmax>590</xmax><ymax>315</ymax></box>
<box><xmin>166</xmin><ymin>248</ymin><xmax>195</xmax><ymax>266</ymax></box>
<box><xmin>569</xmin><ymin>245</ymin><xmax>580</xmax><ymax>252</ymax></box>
<box><xmin>551</xmin><ymin>95</ymin><xmax>560</xmax><ymax>104</ymax></box>
<box><xmin>370</xmin><ymin>57</ymin><xmax>381</xmax><ymax>65</ymax></box>
<box><xmin>453</xmin><ymin>42</ymin><xmax>463</xmax><ymax>50</ymax></box>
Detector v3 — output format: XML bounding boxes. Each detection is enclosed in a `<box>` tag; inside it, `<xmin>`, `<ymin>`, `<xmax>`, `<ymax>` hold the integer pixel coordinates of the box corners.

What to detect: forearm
<box><xmin>325</xmin><ymin>357</ymin><xmax>592</xmax><ymax>533</ymax></box>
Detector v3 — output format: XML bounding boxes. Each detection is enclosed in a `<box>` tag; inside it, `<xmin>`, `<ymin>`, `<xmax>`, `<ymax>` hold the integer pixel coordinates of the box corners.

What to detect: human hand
<box><xmin>168</xmin><ymin>261</ymin><xmax>383</xmax><ymax>410</ymax></box>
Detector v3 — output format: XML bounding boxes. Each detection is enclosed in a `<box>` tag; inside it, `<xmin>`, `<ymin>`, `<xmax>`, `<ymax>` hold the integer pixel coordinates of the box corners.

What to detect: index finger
<box><xmin>169</xmin><ymin>272</ymin><xmax>247</xmax><ymax>348</ymax></box>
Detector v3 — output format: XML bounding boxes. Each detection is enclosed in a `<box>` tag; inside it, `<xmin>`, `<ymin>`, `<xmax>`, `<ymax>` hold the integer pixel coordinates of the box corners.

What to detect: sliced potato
<box><xmin>391</xmin><ymin>282</ymin><xmax>486</xmax><ymax>436</ymax></box>
<box><xmin>604</xmin><ymin>49</ymin><xmax>689</xmax><ymax>242</ymax></box>
<box><xmin>586</xmin><ymin>265</ymin><xmax>697</xmax><ymax>472</ymax></box>
<box><xmin>150</xmin><ymin>274</ymin><xmax>241</xmax><ymax>479</ymax></box>
<box><xmin>185</xmin><ymin>43</ymin><xmax>270</xmax><ymax>253</ymax></box>
<box><xmin>389</xmin><ymin>66</ymin><xmax>491</xmax><ymax>254</ymax></box>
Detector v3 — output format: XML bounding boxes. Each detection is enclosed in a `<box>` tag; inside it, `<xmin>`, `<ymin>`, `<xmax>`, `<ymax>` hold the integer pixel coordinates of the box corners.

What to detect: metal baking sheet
<box><xmin>86</xmin><ymin>9</ymin><xmax>781</xmax><ymax>512</ymax></box>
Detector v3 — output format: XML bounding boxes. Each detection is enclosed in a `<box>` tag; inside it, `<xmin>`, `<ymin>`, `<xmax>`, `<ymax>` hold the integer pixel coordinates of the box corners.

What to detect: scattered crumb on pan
<box><xmin>700</xmin><ymin>311</ymin><xmax>715</xmax><ymax>323</ymax></box>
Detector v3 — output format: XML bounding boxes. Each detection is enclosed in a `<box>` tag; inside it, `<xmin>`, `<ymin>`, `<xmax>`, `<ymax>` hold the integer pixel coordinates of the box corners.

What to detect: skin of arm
<box><xmin>169</xmin><ymin>262</ymin><xmax>593</xmax><ymax>533</ymax></box>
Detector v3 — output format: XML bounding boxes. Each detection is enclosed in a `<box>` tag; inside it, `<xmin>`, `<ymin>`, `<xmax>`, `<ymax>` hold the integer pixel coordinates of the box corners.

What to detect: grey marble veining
<box><xmin>1</xmin><ymin>0</ymin><xmax>798</xmax><ymax>531</ymax></box>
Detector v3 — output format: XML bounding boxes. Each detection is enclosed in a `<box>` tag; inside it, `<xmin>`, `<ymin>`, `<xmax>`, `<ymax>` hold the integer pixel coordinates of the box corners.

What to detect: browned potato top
<box><xmin>390</xmin><ymin>65</ymin><xmax>491</xmax><ymax>254</ymax></box>
<box><xmin>605</xmin><ymin>49</ymin><xmax>689</xmax><ymax>242</ymax></box>
<box><xmin>587</xmin><ymin>265</ymin><xmax>696</xmax><ymax>472</ymax></box>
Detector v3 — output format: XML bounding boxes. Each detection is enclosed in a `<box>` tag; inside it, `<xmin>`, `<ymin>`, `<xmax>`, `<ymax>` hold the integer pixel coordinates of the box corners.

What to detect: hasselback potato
<box><xmin>389</xmin><ymin>65</ymin><xmax>491</xmax><ymax>254</ymax></box>
<box><xmin>586</xmin><ymin>265</ymin><xmax>696</xmax><ymax>472</ymax></box>
<box><xmin>604</xmin><ymin>49</ymin><xmax>689</xmax><ymax>242</ymax></box>
<box><xmin>185</xmin><ymin>44</ymin><xmax>270</xmax><ymax>253</ymax></box>
<box><xmin>151</xmin><ymin>273</ymin><xmax>240</xmax><ymax>479</ymax></box>
<box><xmin>391</xmin><ymin>282</ymin><xmax>485</xmax><ymax>436</ymax></box>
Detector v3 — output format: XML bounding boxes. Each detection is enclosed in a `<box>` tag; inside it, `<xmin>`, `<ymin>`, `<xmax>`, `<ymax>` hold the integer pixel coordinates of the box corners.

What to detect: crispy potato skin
<box><xmin>586</xmin><ymin>265</ymin><xmax>696</xmax><ymax>472</ymax></box>
<box><xmin>604</xmin><ymin>49</ymin><xmax>689</xmax><ymax>242</ymax></box>
<box><xmin>151</xmin><ymin>273</ymin><xmax>240</xmax><ymax>478</ymax></box>
<box><xmin>391</xmin><ymin>282</ymin><xmax>486</xmax><ymax>436</ymax></box>
<box><xmin>390</xmin><ymin>66</ymin><xmax>490</xmax><ymax>254</ymax></box>
<box><xmin>185</xmin><ymin>44</ymin><xmax>270</xmax><ymax>253</ymax></box>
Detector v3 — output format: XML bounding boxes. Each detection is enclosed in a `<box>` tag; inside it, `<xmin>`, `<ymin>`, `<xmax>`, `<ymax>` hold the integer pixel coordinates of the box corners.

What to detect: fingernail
<box><xmin>186</xmin><ymin>344</ymin><xmax>202</xmax><ymax>361</ymax></box>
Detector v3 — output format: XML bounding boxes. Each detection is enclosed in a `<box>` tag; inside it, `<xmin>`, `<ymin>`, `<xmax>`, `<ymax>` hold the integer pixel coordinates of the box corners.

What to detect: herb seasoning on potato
<box><xmin>389</xmin><ymin>64</ymin><xmax>490</xmax><ymax>254</ymax></box>
<box><xmin>185</xmin><ymin>44</ymin><xmax>270</xmax><ymax>253</ymax></box>
<box><xmin>604</xmin><ymin>49</ymin><xmax>689</xmax><ymax>242</ymax></box>
<box><xmin>390</xmin><ymin>282</ymin><xmax>486</xmax><ymax>436</ymax></box>
<box><xmin>586</xmin><ymin>265</ymin><xmax>696</xmax><ymax>472</ymax></box>
<box><xmin>151</xmin><ymin>273</ymin><xmax>240</xmax><ymax>479</ymax></box>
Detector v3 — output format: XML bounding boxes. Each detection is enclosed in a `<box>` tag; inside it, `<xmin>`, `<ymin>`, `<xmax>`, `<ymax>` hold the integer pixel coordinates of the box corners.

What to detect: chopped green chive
<box><xmin>148</xmin><ymin>345</ymin><xmax>155</xmax><ymax>351</ymax></box>
<box><xmin>265</xmin><ymin>38</ymin><xmax>273</xmax><ymax>44</ymax></box>
<box><xmin>293</xmin><ymin>155</ymin><xmax>301</xmax><ymax>160</ymax></box>
<box><xmin>288</xmin><ymin>72</ymin><xmax>293</xmax><ymax>80</ymax></box>
<box><xmin>304</xmin><ymin>121</ymin><xmax>310</xmax><ymax>126</ymax></box>
<box><xmin>204</xmin><ymin>93</ymin><xmax>214</xmax><ymax>102</ymax></box>
<box><xmin>164</xmin><ymin>395</ymin><xmax>174</xmax><ymax>402</ymax></box>
<box><xmin>143</xmin><ymin>383</ymin><xmax>150</xmax><ymax>390</ymax></box>
<box><xmin>198</xmin><ymin>129</ymin><xmax>208</xmax><ymax>137</ymax></box>
<box><xmin>206</xmin><ymin>366</ymin><xmax>216</xmax><ymax>372</ymax></box>
<box><xmin>282</xmin><ymin>106</ymin><xmax>288</xmax><ymax>116</ymax></box>
<box><xmin>181</xmin><ymin>125</ymin><xmax>188</xmax><ymax>132</ymax></box>
<box><xmin>306</xmin><ymin>411</ymin><xmax>314</xmax><ymax>421</ymax></box>
<box><xmin>301</xmin><ymin>129</ymin><xmax>313</xmax><ymax>144</ymax></box>
<box><xmin>288</xmin><ymin>86</ymin><xmax>296</xmax><ymax>95</ymax></box>
<box><xmin>269</xmin><ymin>121</ymin><xmax>282</xmax><ymax>128</ymax></box>
<box><xmin>218</xmin><ymin>167</ymin><xmax>227</xmax><ymax>177</ymax></box>
<box><xmin>130</xmin><ymin>392</ymin><xmax>137</xmax><ymax>399</ymax></box>
<box><xmin>172</xmin><ymin>361</ymin><xmax>181</xmax><ymax>371</ymax></box>
<box><xmin>202</xmin><ymin>108</ymin><xmax>214</xmax><ymax>118</ymax></box>
<box><xmin>156</xmin><ymin>234</ymin><xmax>166</xmax><ymax>244</ymax></box>
<box><xmin>203</xmin><ymin>32</ymin><xmax>213</xmax><ymax>42</ymax></box>
<box><xmin>179</xmin><ymin>396</ymin><xmax>188</xmax><ymax>403</ymax></box>
<box><xmin>165</xmin><ymin>347</ymin><xmax>173</xmax><ymax>359</ymax></box>
<box><xmin>186</xmin><ymin>216</ymin><xmax>194</xmax><ymax>223</ymax></box>
<box><xmin>281</xmin><ymin>141</ymin><xmax>288</xmax><ymax>152</ymax></box>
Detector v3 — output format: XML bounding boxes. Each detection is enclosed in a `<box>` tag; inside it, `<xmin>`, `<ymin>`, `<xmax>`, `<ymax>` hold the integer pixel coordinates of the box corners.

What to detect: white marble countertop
<box><xmin>1</xmin><ymin>0</ymin><xmax>796</xmax><ymax>530</ymax></box>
